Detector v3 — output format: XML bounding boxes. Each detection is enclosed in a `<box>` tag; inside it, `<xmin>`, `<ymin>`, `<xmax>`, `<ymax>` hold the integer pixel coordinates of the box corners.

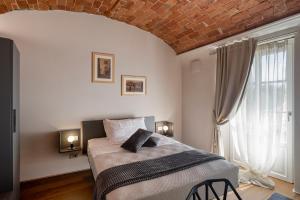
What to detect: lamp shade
<box><xmin>59</xmin><ymin>129</ymin><xmax>81</xmax><ymax>153</ymax></box>
<box><xmin>155</xmin><ymin>121</ymin><xmax>174</xmax><ymax>137</ymax></box>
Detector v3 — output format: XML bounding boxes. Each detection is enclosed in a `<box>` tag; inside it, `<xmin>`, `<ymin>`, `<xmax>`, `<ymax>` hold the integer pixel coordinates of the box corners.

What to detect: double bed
<box><xmin>82</xmin><ymin>116</ymin><xmax>239</xmax><ymax>200</ymax></box>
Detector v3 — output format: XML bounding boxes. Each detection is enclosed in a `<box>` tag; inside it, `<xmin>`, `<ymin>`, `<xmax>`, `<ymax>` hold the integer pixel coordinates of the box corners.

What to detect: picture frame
<box><xmin>121</xmin><ymin>75</ymin><xmax>147</xmax><ymax>96</ymax></box>
<box><xmin>92</xmin><ymin>52</ymin><xmax>115</xmax><ymax>83</ymax></box>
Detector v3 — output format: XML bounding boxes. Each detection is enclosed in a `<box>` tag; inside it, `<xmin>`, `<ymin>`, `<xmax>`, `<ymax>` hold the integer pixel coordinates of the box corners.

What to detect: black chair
<box><xmin>186</xmin><ymin>178</ymin><xmax>242</xmax><ymax>200</ymax></box>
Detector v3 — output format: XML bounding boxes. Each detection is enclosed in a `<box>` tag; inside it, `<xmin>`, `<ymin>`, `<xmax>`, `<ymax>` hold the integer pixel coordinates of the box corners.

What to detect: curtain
<box><xmin>212</xmin><ymin>39</ymin><xmax>257</xmax><ymax>155</ymax></box>
<box><xmin>230</xmin><ymin>39</ymin><xmax>289</xmax><ymax>189</ymax></box>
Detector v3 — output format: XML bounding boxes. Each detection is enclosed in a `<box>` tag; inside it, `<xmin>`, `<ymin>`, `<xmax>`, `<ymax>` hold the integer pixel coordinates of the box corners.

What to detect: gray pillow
<box><xmin>142</xmin><ymin>137</ymin><xmax>160</xmax><ymax>147</ymax></box>
<box><xmin>121</xmin><ymin>129</ymin><xmax>153</xmax><ymax>152</ymax></box>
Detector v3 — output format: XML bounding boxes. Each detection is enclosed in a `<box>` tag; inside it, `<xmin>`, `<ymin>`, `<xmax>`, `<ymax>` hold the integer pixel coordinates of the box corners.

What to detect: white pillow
<box><xmin>103</xmin><ymin>118</ymin><xmax>147</xmax><ymax>144</ymax></box>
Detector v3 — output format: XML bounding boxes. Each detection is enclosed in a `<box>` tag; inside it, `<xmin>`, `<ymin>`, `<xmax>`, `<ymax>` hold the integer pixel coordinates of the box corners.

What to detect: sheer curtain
<box><xmin>230</xmin><ymin>39</ymin><xmax>289</xmax><ymax>189</ymax></box>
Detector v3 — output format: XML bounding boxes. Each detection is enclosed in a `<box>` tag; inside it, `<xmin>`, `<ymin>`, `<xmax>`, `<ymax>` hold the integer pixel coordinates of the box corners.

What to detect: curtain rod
<box><xmin>257</xmin><ymin>32</ymin><xmax>297</xmax><ymax>45</ymax></box>
<box><xmin>209</xmin><ymin>31</ymin><xmax>298</xmax><ymax>55</ymax></box>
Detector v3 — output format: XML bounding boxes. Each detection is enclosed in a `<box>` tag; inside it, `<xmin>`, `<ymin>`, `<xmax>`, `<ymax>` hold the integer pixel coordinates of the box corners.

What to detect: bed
<box><xmin>82</xmin><ymin>116</ymin><xmax>239</xmax><ymax>200</ymax></box>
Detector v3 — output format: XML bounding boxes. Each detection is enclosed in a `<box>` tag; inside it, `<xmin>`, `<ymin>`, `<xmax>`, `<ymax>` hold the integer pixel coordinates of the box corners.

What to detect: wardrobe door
<box><xmin>12</xmin><ymin>42</ymin><xmax>20</xmax><ymax>200</ymax></box>
<box><xmin>0</xmin><ymin>38</ymin><xmax>13</xmax><ymax>193</ymax></box>
<box><xmin>0</xmin><ymin>38</ymin><xmax>20</xmax><ymax>200</ymax></box>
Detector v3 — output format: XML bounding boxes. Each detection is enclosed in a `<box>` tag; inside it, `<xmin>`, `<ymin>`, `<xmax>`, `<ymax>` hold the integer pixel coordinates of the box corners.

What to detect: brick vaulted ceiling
<box><xmin>0</xmin><ymin>0</ymin><xmax>300</xmax><ymax>53</ymax></box>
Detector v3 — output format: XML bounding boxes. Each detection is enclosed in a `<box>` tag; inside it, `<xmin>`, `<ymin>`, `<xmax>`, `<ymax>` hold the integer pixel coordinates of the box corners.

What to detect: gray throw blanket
<box><xmin>94</xmin><ymin>150</ymin><xmax>224</xmax><ymax>200</ymax></box>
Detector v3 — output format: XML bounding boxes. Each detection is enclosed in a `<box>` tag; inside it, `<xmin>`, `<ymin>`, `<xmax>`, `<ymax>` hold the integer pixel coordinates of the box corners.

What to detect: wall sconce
<box><xmin>155</xmin><ymin>121</ymin><xmax>174</xmax><ymax>137</ymax></box>
<box><xmin>59</xmin><ymin>129</ymin><xmax>81</xmax><ymax>157</ymax></box>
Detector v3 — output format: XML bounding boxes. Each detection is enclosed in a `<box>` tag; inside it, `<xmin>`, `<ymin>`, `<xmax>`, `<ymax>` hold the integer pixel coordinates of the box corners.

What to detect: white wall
<box><xmin>293</xmin><ymin>32</ymin><xmax>300</xmax><ymax>193</ymax></box>
<box><xmin>0</xmin><ymin>11</ymin><xmax>182</xmax><ymax>181</ymax></box>
<box><xmin>180</xmin><ymin>48</ymin><xmax>232</xmax><ymax>157</ymax></box>
<box><xmin>180</xmin><ymin>47</ymin><xmax>216</xmax><ymax>151</ymax></box>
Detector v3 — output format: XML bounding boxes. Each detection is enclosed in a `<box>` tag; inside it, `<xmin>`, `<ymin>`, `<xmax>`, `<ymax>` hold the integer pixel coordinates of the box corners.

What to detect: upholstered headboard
<box><xmin>82</xmin><ymin>116</ymin><xmax>155</xmax><ymax>154</ymax></box>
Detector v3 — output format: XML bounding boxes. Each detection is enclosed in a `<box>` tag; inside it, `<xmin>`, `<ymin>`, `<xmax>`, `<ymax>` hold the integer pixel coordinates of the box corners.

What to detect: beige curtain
<box><xmin>212</xmin><ymin>38</ymin><xmax>257</xmax><ymax>155</ymax></box>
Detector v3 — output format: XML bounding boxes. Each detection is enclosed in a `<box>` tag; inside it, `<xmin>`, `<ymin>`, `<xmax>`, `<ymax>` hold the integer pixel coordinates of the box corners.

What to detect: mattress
<box><xmin>88</xmin><ymin>133</ymin><xmax>239</xmax><ymax>200</ymax></box>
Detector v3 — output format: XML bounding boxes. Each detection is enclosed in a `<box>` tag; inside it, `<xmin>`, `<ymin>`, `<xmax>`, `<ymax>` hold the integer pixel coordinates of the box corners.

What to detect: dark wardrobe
<box><xmin>0</xmin><ymin>37</ymin><xmax>20</xmax><ymax>200</ymax></box>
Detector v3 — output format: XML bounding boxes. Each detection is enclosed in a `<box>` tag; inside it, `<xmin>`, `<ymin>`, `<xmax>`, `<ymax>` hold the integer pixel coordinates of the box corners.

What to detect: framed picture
<box><xmin>121</xmin><ymin>75</ymin><xmax>147</xmax><ymax>96</ymax></box>
<box><xmin>92</xmin><ymin>52</ymin><xmax>115</xmax><ymax>83</ymax></box>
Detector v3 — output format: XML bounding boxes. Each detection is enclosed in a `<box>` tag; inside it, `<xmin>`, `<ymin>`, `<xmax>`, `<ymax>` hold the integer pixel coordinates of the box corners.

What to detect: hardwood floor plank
<box><xmin>21</xmin><ymin>170</ymin><xmax>94</xmax><ymax>200</ymax></box>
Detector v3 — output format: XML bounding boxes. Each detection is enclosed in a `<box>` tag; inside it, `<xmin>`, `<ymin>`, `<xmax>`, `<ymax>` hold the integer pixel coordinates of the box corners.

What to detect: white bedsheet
<box><xmin>88</xmin><ymin>133</ymin><xmax>239</xmax><ymax>200</ymax></box>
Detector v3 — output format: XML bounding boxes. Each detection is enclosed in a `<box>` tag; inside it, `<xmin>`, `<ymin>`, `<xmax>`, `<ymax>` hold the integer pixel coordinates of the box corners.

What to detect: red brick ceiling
<box><xmin>1</xmin><ymin>0</ymin><xmax>300</xmax><ymax>54</ymax></box>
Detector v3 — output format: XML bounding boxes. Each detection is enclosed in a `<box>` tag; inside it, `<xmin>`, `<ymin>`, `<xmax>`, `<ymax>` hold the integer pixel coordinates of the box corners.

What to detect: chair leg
<box><xmin>208</xmin><ymin>183</ymin><xmax>220</xmax><ymax>200</ymax></box>
<box><xmin>223</xmin><ymin>183</ymin><xmax>228</xmax><ymax>200</ymax></box>
<box><xmin>205</xmin><ymin>184</ymin><xmax>209</xmax><ymax>200</ymax></box>
<box><xmin>195</xmin><ymin>192</ymin><xmax>201</xmax><ymax>200</ymax></box>
<box><xmin>226</xmin><ymin>180</ymin><xmax>242</xmax><ymax>200</ymax></box>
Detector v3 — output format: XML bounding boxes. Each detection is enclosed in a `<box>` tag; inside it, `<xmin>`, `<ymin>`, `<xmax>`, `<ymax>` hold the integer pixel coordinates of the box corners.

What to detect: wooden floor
<box><xmin>21</xmin><ymin>170</ymin><xmax>94</xmax><ymax>200</ymax></box>
<box><xmin>21</xmin><ymin>170</ymin><xmax>300</xmax><ymax>200</ymax></box>
<box><xmin>227</xmin><ymin>178</ymin><xmax>300</xmax><ymax>200</ymax></box>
